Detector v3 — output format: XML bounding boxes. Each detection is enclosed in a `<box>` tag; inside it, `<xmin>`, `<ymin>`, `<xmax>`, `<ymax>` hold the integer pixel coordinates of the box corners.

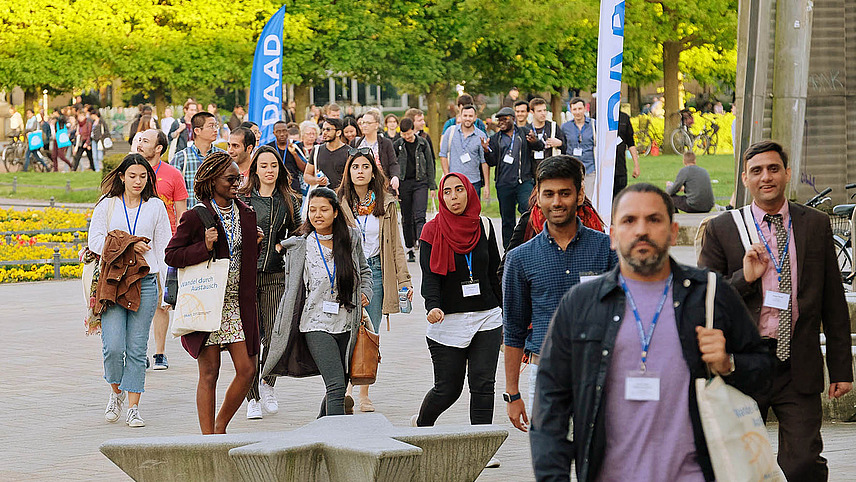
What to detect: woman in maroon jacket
<box><xmin>165</xmin><ymin>152</ymin><xmax>263</xmax><ymax>434</ymax></box>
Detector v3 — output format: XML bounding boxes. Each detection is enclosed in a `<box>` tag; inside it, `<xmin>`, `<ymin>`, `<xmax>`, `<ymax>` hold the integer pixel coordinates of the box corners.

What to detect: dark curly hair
<box><xmin>194</xmin><ymin>152</ymin><xmax>236</xmax><ymax>202</ymax></box>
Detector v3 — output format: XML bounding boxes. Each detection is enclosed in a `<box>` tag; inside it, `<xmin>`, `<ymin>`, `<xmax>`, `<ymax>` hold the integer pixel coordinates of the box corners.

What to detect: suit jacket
<box><xmin>164</xmin><ymin>199</ymin><xmax>260</xmax><ymax>359</ymax></box>
<box><xmin>699</xmin><ymin>201</ymin><xmax>853</xmax><ymax>393</ymax></box>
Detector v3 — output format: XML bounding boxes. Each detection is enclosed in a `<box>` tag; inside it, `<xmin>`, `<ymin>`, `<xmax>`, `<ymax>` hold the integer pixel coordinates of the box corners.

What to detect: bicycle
<box><xmin>806</xmin><ymin>185</ymin><xmax>856</xmax><ymax>287</ymax></box>
<box><xmin>669</xmin><ymin>110</ymin><xmax>720</xmax><ymax>155</ymax></box>
<box><xmin>634</xmin><ymin>115</ymin><xmax>653</xmax><ymax>156</ymax></box>
<box><xmin>2</xmin><ymin>132</ymin><xmax>27</xmax><ymax>172</ymax></box>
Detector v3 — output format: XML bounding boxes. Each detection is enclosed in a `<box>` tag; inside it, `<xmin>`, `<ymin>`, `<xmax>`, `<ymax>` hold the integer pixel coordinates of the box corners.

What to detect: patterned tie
<box><xmin>765</xmin><ymin>213</ymin><xmax>791</xmax><ymax>361</ymax></box>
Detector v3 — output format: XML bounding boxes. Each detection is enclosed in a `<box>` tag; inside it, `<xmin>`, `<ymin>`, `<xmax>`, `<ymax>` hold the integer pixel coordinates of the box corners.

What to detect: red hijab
<box><xmin>420</xmin><ymin>173</ymin><xmax>482</xmax><ymax>275</ymax></box>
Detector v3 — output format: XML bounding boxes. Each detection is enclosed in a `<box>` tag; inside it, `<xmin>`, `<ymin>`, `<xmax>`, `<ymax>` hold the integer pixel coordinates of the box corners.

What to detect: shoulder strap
<box><xmin>480</xmin><ymin>216</ymin><xmax>491</xmax><ymax>237</ymax></box>
<box><xmin>742</xmin><ymin>205</ymin><xmax>761</xmax><ymax>244</ymax></box>
<box><xmin>445</xmin><ymin>126</ymin><xmax>454</xmax><ymax>154</ymax></box>
<box><xmin>193</xmin><ymin>204</ymin><xmax>217</xmax><ymax>230</ymax></box>
<box><xmin>705</xmin><ymin>271</ymin><xmax>716</xmax><ymax>330</ymax></box>
<box><xmin>729</xmin><ymin>209</ymin><xmax>751</xmax><ymax>251</ymax></box>
<box><xmin>312</xmin><ymin>145</ymin><xmax>320</xmax><ymax>166</ymax></box>
<box><xmin>107</xmin><ymin>197</ymin><xmax>116</xmax><ymax>223</ymax></box>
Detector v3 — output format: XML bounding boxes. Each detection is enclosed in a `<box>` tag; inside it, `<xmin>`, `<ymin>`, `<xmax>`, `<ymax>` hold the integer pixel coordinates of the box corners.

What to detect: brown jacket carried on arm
<box><xmin>95</xmin><ymin>230</ymin><xmax>150</xmax><ymax>314</ymax></box>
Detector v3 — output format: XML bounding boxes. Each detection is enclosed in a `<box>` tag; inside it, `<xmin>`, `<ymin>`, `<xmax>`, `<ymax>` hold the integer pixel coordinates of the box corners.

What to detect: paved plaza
<box><xmin>3</xmin><ymin>248</ymin><xmax>856</xmax><ymax>481</ymax></box>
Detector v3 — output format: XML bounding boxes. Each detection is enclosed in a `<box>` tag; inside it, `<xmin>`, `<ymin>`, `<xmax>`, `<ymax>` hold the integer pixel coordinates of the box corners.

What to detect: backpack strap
<box><xmin>445</xmin><ymin>126</ymin><xmax>455</xmax><ymax>156</ymax></box>
<box><xmin>192</xmin><ymin>204</ymin><xmax>217</xmax><ymax>230</ymax></box>
<box><xmin>480</xmin><ymin>216</ymin><xmax>491</xmax><ymax>239</ymax></box>
<box><xmin>728</xmin><ymin>205</ymin><xmax>760</xmax><ymax>253</ymax></box>
<box><xmin>742</xmin><ymin>205</ymin><xmax>761</xmax><ymax>244</ymax></box>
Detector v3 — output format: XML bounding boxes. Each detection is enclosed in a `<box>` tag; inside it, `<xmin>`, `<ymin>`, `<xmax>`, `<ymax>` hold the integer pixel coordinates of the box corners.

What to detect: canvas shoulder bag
<box><xmin>695</xmin><ymin>271</ymin><xmax>785</xmax><ymax>482</ymax></box>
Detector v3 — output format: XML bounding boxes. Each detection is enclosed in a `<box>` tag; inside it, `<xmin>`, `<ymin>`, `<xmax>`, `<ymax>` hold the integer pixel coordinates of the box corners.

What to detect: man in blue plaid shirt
<box><xmin>172</xmin><ymin>111</ymin><xmax>225</xmax><ymax>207</ymax></box>
<box><xmin>501</xmin><ymin>155</ymin><xmax>617</xmax><ymax>432</ymax></box>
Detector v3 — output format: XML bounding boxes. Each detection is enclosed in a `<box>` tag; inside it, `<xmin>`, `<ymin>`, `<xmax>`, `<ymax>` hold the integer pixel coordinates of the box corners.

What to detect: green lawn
<box><xmin>628</xmin><ymin>153</ymin><xmax>735</xmax><ymax>201</ymax></box>
<box><xmin>0</xmin><ymin>171</ymin><xmax>103</xmax><ymax>204</ymax></box>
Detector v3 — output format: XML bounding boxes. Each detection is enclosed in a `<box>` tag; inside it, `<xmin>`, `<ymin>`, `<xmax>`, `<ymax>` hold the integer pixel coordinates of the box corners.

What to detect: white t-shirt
<box><xmin>355</xmin><ymin>213</ymin><xmax>381</xmax><ymax>259</ymax></box>
<box><xmin>426</xmin><ymin>307</ymin><xmax>502</xmax><ymax>348</ymax></box>
<box><xmin>161</xmin><ymin>117</ymin><xmax>175</xmax><ymax>133</ymax></box>
<box><xmin>87</xmin><ymin>196</ymin><xmax>172</xmax><ymax>290</ymax></box>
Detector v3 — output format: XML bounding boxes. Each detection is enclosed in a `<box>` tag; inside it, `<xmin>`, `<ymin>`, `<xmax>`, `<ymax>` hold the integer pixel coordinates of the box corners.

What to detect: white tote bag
<box><xmin>696</xmin><ymin>271</ymin><xmax>786</xmax><ymax>482</ymax></box>
<box><xmin>171</xmin><ymin>257</ymin><xmax>230</xmax><ymax>337</ymax></box>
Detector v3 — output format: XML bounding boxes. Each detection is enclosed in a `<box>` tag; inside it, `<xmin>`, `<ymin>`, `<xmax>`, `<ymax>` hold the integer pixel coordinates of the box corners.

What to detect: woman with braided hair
<box><xmin>165</xmin><ymin>151</ymin><xmax>265</xmax><ymax>434</ymax></box>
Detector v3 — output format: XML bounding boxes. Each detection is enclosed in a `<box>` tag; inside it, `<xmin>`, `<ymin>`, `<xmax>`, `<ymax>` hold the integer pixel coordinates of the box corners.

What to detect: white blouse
<box><xmin>354</xmin><ymin>213</ymin><xmax>381</xmax><ymax>259</ymax></box>
<box><xmin>88</xmin><ymin>195</ymin><xmax>172</xmax><ymax>291</ymax></box>
<box><xmin>426</xmin><ymin>306</ymin><xmax>503</xmax><ymax>348</ymax></box>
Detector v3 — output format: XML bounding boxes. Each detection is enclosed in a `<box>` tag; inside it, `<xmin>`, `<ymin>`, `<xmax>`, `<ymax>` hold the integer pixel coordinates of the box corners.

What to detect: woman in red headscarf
<box><xmin>412</xmin><ymin>174</ymin><xmax>503</xmax><ymax>455</ymax></box>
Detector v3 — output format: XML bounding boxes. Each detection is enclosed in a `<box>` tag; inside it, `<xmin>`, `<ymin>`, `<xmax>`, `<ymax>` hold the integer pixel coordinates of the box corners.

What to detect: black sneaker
<box><xmin>153</xmin><ymin>354</ymin><xmax>169</xmax><ymax>370</ymax></box>
<box><xmin>407</xmin><ymin>250</ymin><xmax>415</xmax><ymax>262</ymax></box>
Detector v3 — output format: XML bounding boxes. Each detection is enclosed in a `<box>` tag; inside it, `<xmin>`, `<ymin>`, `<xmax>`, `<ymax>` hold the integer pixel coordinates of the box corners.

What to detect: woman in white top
<box><xmin>337</xmin><ymin>148</ymin><xmax>412</xmax><ymax>412</ymax></box>
<box><xmin>87</xmin><ymin>154</ymin><xmax>171</xmax><ymax>428</ymax></box>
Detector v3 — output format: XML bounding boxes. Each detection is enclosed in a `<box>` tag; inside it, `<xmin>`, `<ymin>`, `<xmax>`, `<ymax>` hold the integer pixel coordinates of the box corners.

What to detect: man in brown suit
<box><xmin>699</xmin><ymin>140</ymin><xmax>853</xmax><ymax>481</ymax></box>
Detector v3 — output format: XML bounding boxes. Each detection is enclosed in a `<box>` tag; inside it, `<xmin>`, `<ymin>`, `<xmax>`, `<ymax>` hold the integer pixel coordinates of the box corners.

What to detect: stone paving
<box><xmin>3</xmin><ymin>246</ymin><xmax>856</xmax><ymax>481</ymax></box>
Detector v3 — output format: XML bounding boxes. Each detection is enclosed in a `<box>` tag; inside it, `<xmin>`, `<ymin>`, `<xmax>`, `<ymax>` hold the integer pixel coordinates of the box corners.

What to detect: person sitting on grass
<box><xmin>666</xmin><ymin>152</ymin><xmax>715</xmax><ymax>213</ymax></box>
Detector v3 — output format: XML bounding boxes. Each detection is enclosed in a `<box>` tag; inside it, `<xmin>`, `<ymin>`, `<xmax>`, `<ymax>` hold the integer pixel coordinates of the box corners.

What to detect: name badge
<box><xmin>763</xmin><ymin>290</ymin><xmax>790</xmax><ymax>310</ymax></box>
<box><xmin>503</xmin><ymin>154</ymin><xmax>515</xmax><ymax>164</ymax></box>
<box><xmin>322</xmin><ymin>300</ymin><xmax>340</xmax><ymax>315</ymax></box>
<box><xmin>534</xmin><ymin>150</ymin><xmax>545</xmax><ymax>159</ymax></box>
<box><xmin>625</xmin><ymin>371</ymin><xmax>660</xmax><ymax>401</ymax></box>
<box><xmin>573</xmin><ymin>147</ymin><xmax>583</xmax><ymax>157</ymax></box>
<box><xmin>461</xmin><ymin>281</ymin><xmax>481</xmax><ymax>297</ymax></box>
<box><xmin>459</xmin><ymin>152</ymin><xmax>471</xmax><ymax>164</ymax></box>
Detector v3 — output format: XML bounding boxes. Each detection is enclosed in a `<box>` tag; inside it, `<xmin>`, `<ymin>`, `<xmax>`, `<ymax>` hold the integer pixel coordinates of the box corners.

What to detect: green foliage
<box><xmin>101</xmin><ymin>154</ymin><xmax>126</xmax><ymax>181</ymax></box>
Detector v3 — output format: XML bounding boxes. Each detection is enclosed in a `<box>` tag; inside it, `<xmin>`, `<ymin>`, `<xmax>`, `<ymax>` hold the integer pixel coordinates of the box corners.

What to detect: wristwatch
<box><xmin>502</xmin><ymin>392</ymin><xmax>521</xmax><ymax>403</ymax></box>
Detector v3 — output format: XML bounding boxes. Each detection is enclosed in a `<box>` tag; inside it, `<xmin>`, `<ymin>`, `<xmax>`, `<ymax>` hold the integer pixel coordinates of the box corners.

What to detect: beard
<box><xmin>619</xmin><ymin>235</ymin><xmax>671</xmax><ymax>277</ymax></box>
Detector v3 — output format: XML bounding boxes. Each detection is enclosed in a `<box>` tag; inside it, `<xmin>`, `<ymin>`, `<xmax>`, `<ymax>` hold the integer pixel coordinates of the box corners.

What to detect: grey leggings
<box><xmin>304</xmin><ymin>330</ymin><xmax>350</xmax><ymax>417</ymax></box>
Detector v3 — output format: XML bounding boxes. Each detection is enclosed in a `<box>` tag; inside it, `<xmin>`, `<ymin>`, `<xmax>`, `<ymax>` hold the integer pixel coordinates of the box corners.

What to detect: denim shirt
<box><xmin>561</xmin><ymin>118</ymin><xmax>596</xmax><ymax>175</ymax></box>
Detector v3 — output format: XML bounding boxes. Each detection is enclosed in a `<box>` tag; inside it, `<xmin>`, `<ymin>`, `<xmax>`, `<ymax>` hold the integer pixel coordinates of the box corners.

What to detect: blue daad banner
<box><xmin>248</xmin><ymin>5</ymin><xmax>286</xmax><ymax>147</ymax></box>
<box><xmin>594</xmin><ymin>0</ymin><xmax>625</xmax><ymax>228</ymax></box>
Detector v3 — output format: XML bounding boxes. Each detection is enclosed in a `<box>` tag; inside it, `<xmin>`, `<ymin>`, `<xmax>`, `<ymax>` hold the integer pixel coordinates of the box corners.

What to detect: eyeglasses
<box><xmin>220</xmin><ymin>175</ymin><xmax>240</xmax><ymax>185</ymax></box>
<box><xmin>348</xmin><ymin>146</ymin><xmax>374</xmax><ymax>158</ymax></box>
<box><xmin>322</xmin><ymin>126</ymin><xmax>337</xmax><ymax>132</ymax></box>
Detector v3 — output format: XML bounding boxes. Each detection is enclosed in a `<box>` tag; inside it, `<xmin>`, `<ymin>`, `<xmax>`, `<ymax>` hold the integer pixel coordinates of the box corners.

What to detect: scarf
<box><xmin>419</xmin><ymin>173</ymin><xmax>482</xmax><ymax>275</ymax></box>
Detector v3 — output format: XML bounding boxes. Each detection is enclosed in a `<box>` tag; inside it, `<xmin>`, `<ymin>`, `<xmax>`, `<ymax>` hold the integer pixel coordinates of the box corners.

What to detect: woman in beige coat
<box><xmin>338</xmin><ymin>147</ymin><xmax>412</xmax><ymax>412</ymax></box>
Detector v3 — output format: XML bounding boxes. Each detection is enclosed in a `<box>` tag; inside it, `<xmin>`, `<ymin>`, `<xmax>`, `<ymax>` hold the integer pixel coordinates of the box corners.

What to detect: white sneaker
<box><xmin>410</xmin><ymin>414</ymin><xmax>419</xmax><ymax>427</ymax></box>
<box><xmin>105</xmin><ymin>391</ymin><xmax>125</xmax><ymax>423</ymax></box>
<box><xmin>126</xmin><ymin>405</ymin><xmax>145</xmax><ymax>427</ymax></box>
<box><xmin>485</xmin><ymin>457</ymin><xmax>501</xmax><ymax>468</ymax></box>
<box><xmin>247</xmin><ymin>399</ymin><xmax>263</xmax><ymax>419</ymax></box>
<box><xmin>259</xmin><ymin>381</ymin><xmax>278</xmax><ymax>414</ymax></box>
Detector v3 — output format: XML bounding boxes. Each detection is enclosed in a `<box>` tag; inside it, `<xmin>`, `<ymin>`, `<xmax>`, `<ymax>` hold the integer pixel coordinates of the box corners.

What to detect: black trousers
<box><xmin>246</xmin><ymin>271</ymin><xmax>285</xmax><ymax>401</ymax></box>
<box><xmin>400</xmin><ymin>179</ymin><xmax>429</xmax><ymax>249</ymax></box>
<box><xmin>72</xmin><ymin>146</ymin><xmax>95</xmax><ymax>171</ymax></box>
<box><xmin>756</xmin><ymin>356</ymin><xmax>827</xmax><ymax>482</ymax></box>
<box><xmin>416</xmin><ymin>326</ymin><xmax>502</xmax><ymax>426</ymax></box>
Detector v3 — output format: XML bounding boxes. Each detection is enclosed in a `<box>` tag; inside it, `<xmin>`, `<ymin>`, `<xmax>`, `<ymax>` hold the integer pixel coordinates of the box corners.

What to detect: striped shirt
<box><xmin>502</xmin><ymin>220</ymin><xmax>617</xmax><ymax>354</ymax></box>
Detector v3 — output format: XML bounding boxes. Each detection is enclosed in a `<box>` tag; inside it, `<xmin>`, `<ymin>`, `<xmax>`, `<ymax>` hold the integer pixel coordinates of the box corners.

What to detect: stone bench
<box><xmin>100</xmin><ymin>413</ymin><xmax>508</xmax><ymax>482</ymax></box>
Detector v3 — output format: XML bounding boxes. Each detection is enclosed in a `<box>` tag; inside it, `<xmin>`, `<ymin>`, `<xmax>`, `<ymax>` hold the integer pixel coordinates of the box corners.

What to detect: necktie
<box><xmin>764</xmin><ymin>213</ymin><xmax>791</xmax><ymax>361</ymax></box>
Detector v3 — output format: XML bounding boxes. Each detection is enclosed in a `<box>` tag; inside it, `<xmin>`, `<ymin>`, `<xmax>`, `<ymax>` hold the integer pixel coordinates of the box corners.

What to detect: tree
<box><xmin>625</xmin><ymin>0</ymin><xmax>738</xmax><ymax>153</ymax></box>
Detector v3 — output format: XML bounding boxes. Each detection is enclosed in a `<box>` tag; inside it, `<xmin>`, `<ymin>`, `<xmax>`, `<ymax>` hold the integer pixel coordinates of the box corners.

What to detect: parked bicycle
<box><xmin>669</xmin><ymin>110</ymin><xmax>720</xmax><ymax>155</ymax></box>
<box><xmin>634</xmin><ymin>115</ymin><xmax>653</xmax><ymax>156</ymax></box>
<box><xmin>805</xmin><ymin>185</ymin><xmax>856</xmax><ymax>287</ymax></box>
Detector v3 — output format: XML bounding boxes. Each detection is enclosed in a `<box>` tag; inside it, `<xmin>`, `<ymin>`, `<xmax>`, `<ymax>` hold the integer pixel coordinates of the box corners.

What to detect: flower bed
<box><xmin>0</xmin><ymin>207</ymin><xmax>91</xmax><ymax>242</ymax></box>
<box><xmin>0</xmin><ymin>208</ymin><xmax>90</xmax><ymax>282</ymax></box>
<box><xmin>0</xmin><ymin>264</ymin><xmax>83</xmax><ymax>283</ymax></box>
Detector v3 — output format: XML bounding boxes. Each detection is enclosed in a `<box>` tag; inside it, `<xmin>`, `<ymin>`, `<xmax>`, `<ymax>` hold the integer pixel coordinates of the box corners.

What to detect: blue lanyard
<box><xmin>314</xmin><ymin>231</ymin><xmax>336</xmax><ymax>295</ymax></box>
<box><xmin>354</xmin><ymin>214</ymin><xmax>369</xmax><ymax>241</ymax></box>
<box><xmin>121</xmin><ymin>195</ymin><xmax>142</xmax><ymax>236</ymax></box>
<box><xmin>154</xmin><ymin>161</ymin><xmax>161</xmax><ymax>177</ymax></box>
<box><xmin>505</xmin><ymin>129</ymin><xmax>516</xmax><ymax>156</ymax></box>
<box><xmin>214</xmin><ymin>203</ymin><xmax>236</xmax><ymax>257</ymax></box>
<box><xmin>752</xmin><ymin>214</ymin><xmax>791</xmax><ymax>282</ymax></box>
<box><xmin>620</xmin><ymin>273</ymin><xmax>673</xmax><ymax>372</ymax></box>
<box><xmin>464</xmin><ymin>252</ymin><xmax>474</xmax><ymax>281</ymax></box>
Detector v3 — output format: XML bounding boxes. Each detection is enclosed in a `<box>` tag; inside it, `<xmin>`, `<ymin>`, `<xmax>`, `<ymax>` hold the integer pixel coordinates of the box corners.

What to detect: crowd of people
<box><xmin>80</xmin><ymin>87</ymin><xmax>853</xmax><ymax>480</ymax></box>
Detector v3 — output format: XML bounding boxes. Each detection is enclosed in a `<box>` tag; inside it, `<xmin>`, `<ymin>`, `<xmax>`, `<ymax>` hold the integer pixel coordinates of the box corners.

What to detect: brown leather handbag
<box><xmin>350</xmin><ymin>309</ymin><xmax>381</xmax><ymax>385</ymax></box>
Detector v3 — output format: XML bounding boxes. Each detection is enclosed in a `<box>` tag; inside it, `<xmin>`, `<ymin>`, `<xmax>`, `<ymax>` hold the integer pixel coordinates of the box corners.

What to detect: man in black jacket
<box><xmin>484</xmin><ymin>106</ymin><xmax>544</xmax><ymax>248</ymax></box>
<box><xmin>530</xmin><ymin>183</ymin><xmax>771</xmax><ymax>482</ymax></box>
<box><xmin>394</xmin><ymin>117</ymin><xmax>436</xmax><ymax>261</ymax></box>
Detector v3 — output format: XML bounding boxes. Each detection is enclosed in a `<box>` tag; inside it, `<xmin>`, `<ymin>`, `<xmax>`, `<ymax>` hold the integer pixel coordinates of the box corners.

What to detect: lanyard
<box><xmin>752</xmin><ymin>214</ymin><xmax>791</xmax><ymax>282</ymax></box>
<box><xmin>121</xmin><ymin>195</ymin><xmax>142</xmax><ymax>236</ymax></box>
<box><xmin>154</xmin><ymin>161</ymin><xmax>161</xmax><ymax>177</ymax></box>
<box><xmin>354</xmin><ymin>214</ymin><xmax>369</xmax><ymax>241</ymax></box>
<box><xmin>506</xmin><ymin>129</ymin><xmax>516</xmax><ymax>155</ymax></box>
<box><xmin>620</xmin><ymin>273</ymin><xmax>673</xmax><ymax>372</ymax></box>
<box><xmin>314</xmin><ymin>231</ymin><xmax>336</xmax><ymax>295</ymax></box>
<box><xmin>214</xmin><ymin>202</ymin><xmax>236</xmax><ymax>257</ymax></box>
<box><xmin>464</xmin><ymin>252</ymin><xmax>474</xmax><ymax>281</ymax></box>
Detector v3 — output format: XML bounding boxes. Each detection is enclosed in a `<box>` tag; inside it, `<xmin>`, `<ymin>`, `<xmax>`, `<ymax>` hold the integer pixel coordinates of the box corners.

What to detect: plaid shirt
<box><xmin>502</xmin><ymin>220</ymin><xmax>617</xmax><ymax>354</ymax></box>
<box><xmin>172</xmin><ymin>143</ymin><xmax>225</xmax><ymax>207</ymax></box>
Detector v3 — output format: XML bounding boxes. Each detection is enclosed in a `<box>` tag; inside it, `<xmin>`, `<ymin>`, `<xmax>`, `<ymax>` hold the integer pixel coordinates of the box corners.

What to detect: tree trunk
<box><xmin>550</xmin><ymin>90</ymin><xmax>564</xmax><ymax>125</ymax></box>
<box><xmin>628</xmin><ymin>85</ymin><xmax>641</xmax><ymax>116</ymax></box>
<box><xmin>24</xmin><ymin>89</ymin><xmax>37</xmax><ymax>111</ymax></box>
<box><xmin>426</xmin><ymin>83</ymin><xmax>445</xmax><ymax>156</ymax></box>
<box><xmin>662</xmin><ymin>40</ymin><xmax>683</xmax><ymax>154</ymax></box>
<box><xmin>98</xmin><ymin>84</ymin><xmax>109</xmax><ymax>108</ymax></box>
<box><xmin>153</xmin><ymin>87</ymin><xmax>167</xmax><ymax>123</ymax></box>
<box><xmin>294</xmin><ymin>82</ymin><xmax>311</xmax><ymax>123</ymax></box>
<box><xmin>112</xmin><ymin>78</ymin><xmax>123</xmax><ymax>108</ymax></box>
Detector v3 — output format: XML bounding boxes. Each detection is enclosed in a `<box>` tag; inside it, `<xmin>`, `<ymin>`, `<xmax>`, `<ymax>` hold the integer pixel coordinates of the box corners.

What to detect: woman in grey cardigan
<box><xmin>262</xmin><ymin>187</ymin><xmax>372</xmax><ymax>416</ymax></box>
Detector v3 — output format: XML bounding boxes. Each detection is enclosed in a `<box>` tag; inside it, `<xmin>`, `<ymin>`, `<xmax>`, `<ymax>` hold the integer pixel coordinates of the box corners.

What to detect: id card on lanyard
<box><xmin>461</xmin><ymin>252</ymin><xmax>481</xmax><ymax>297</ymax></box>
<box><xmin>752</xmin><ymin>214</ymin><xmax>792</xmax><ymax>310</ymax></box>
<box><xmin>503</xmin><ymin>132</ymin><xmax>516</xmax><ymax>164</ymax></box>
<box><xmin>315</xmin><ymin>232</ymin><xmax>340</xmax><ymax>315</ymax></box>
<box><xmin>620</xmin><ymin>273</ymin><xmax>672</xmax><ymax>401</ymax></box>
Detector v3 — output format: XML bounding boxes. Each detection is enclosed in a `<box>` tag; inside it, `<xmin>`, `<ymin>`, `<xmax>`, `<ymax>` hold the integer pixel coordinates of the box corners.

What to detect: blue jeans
<box><xmin>92</xmin><ymin>142</ymin><xmax>103</xmax><ymax>171</ymax></box>
<box><xmin>365</xmin><ymin>255</ymin><xmax>383</xmax><ymax>332</ymax></box>
<box><xmin>23</xmin><ymin>149</ymin><xmax>46</xmax><ymax>171</ymax></box>
<box><xmin>496</xmin><ymin>180</ymin><xmax>535</xmax><ymax>248</ymax></box>
<box><xmin>472</xmin><ymin>181</ymin><xmax>484</xmax><ymax>200</ymax></box>
<box><xmin>100</xmin><ymin>274</ymin><xmax>158</xmax><ymax>393</ymax></box>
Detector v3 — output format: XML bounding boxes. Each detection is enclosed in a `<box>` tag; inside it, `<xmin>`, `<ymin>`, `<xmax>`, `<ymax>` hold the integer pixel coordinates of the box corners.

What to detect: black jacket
<box><xmin>485</xmin><ymin>126</ymin><xmax>544</xmax><ymax>187</ymax></box>
<box><xmin>530</xmin><ymin>260</ymin><xmax>772</xmax><ymax>482</ymax></box>
<box><xmin>240</xmin><ymin>191</ymin><xmax>301</xmax><ymax>273</ymax></box>
<box><xmin>392</xmin><ymin>135</ymin><xmax>436</xmax><ymax>189</ymax></box>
